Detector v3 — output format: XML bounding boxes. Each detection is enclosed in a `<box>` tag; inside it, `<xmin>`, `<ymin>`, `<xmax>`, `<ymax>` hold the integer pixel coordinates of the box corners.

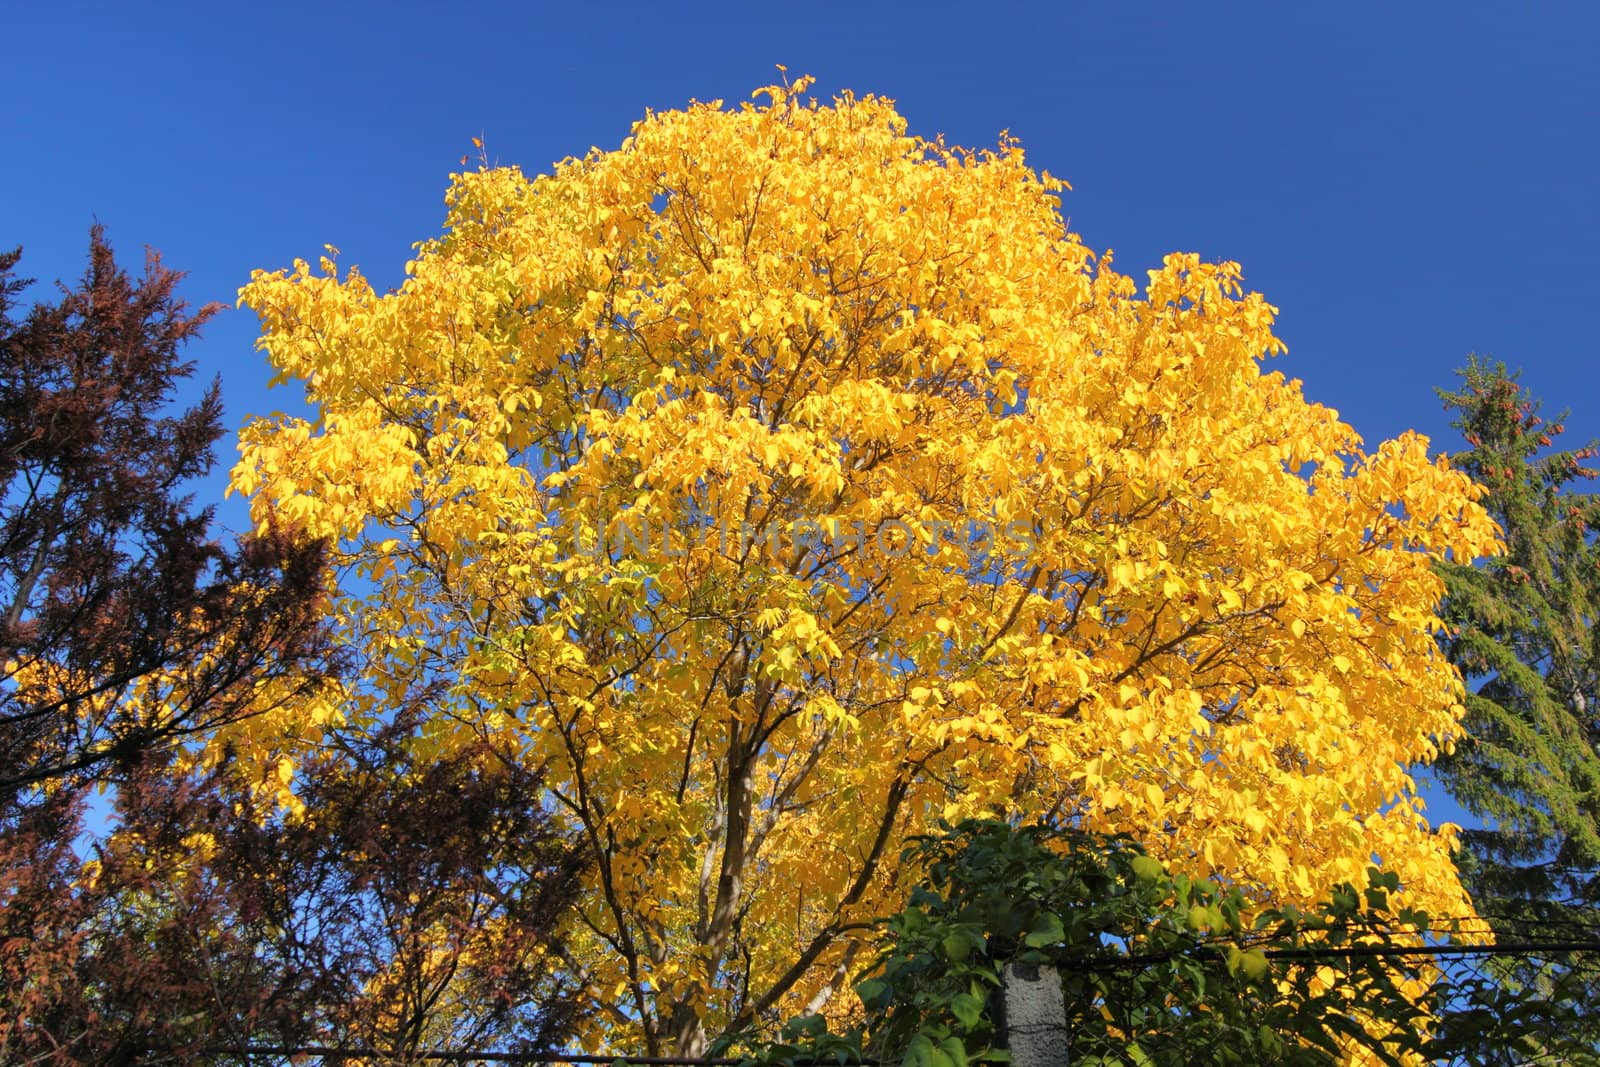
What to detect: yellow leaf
<box><xmin>229</xmin><ymin>76</ymin><xmax>1499</xmax><ymax>1048</ymax></box>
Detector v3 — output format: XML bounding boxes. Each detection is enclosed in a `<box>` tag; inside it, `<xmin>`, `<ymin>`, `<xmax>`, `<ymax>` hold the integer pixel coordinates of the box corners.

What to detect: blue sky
<box><xmin>7</xmin><ymin>2</ymin><xmax>1596</xmax><ymax>821</ymax></box>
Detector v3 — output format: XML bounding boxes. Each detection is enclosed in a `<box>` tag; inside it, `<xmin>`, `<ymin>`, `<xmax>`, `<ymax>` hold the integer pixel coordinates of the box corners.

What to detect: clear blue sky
<box><xmin>7</xmin><ymin>1</ymin><xmax>1597</xmax><ymax>819</ymax></box>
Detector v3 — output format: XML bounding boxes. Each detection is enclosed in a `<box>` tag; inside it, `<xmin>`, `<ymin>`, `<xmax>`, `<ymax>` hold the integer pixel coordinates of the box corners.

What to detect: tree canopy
<box><xmin>1436</xmin><ymin>357</ymin><xmax>1600</xmax><ymax>890</ymax></box>
<box><xmin>231</xmin><ymin>78</ymin><xmax>1499</xmax><ymax>1053</ymax></box>
<box><xmin>0</xmin><ymin>228</ymin><xmax>328</xmax><ymax>1061</ymax></box>
<box><xmin>0</xmin><ymin>228</ymin><xmax>332</xmax><ymax>803</ymax></box>
<box><xmin>0</xmin><ymin>231</ymin><xmax>586</xmax><ymax>1063</ymax></box>
<box><xmin>1433</xmin><ymin>356</ymin><xmax>1600</xmax><ymax>1054</ymax></box>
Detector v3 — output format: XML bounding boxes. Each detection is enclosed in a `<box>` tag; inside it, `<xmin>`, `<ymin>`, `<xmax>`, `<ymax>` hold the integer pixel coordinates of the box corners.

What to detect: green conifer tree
<box><xmin>1434</xmin><ymin>355</ymin><xmax>1600</xmax><ymax>1040</ymax></box>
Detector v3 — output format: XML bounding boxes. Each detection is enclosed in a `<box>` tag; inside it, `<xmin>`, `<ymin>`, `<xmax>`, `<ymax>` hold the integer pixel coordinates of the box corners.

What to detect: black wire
<box><xmin>1072</xmin><ymin>938</ymin><xmax>1600</xmax><ymax>971</ymax></box>
<box><xmin>191</xmin><ymin>1052</ymin><xmax>889</xmax><ymax>1066</ymax></box>
<box><xmin>194</xmin><ymin>1051</ymin><xmax>756</xmax><ymax>1065</ymax></box>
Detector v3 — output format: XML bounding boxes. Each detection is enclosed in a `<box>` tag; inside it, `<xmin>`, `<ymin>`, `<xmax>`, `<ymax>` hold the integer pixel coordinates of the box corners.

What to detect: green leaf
<box><xmin>939</xmin><ymin>1037</ymin><xmax>969</xmax><ymax>1067</ymax></box>
<box><xmin>856</xmin><ymin>978</ymin><xmax>890</xmax><ymax>1010</ymax></box>
<box><xmin>1024</xmin><ymin>911</ymin><xmax>1065</xmax><ymax>948</ymax></box>
<box><xmin>951</xmin><ymin>991</ymin><xmax>984</xmax><ymax>1030</ymax></box>
<box><xmin>1129</xmin><ymin>854</ymin><xmax>1164</xmax><ymax>882</ymax></box>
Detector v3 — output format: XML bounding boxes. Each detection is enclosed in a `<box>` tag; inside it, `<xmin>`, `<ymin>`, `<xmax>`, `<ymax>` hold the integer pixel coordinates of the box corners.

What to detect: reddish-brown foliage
<box><xmin>0</xmin><ymin>227</ymin><xmax>335</xmax><ymax>798</ymax></box>
<box><xmin>0</xmin><ymin>230</ymin><xmax>584</xmax><ymax>1064</ymax></box>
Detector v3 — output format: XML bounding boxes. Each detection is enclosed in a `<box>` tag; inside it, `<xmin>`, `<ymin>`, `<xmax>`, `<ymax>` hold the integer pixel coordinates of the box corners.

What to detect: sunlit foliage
<box><xmin>232</xmin><ymin>78</ymin><xmax>1498</xmax><ymax>1053</ymax></box>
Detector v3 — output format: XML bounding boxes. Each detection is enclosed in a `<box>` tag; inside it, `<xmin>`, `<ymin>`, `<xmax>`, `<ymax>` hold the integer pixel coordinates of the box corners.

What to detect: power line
<box><xmin>196</xmin><ymin>1050</ymin><xmax>751</xmax><ymax>1066</ymax></box>
<box><xmin>189</xmin><ymin>1051</ymin><xmax>879</xmax><ymax>1066</ymax></box>
<box><xmin>1076</xmin><ymin>937</ymin><xmax>1600</xmax><ymax>971</ymax></box>
<box><xmin>1258</xmin><ymin>938</ymin><xmax>1600</xmax><ymax>962</ymax></box>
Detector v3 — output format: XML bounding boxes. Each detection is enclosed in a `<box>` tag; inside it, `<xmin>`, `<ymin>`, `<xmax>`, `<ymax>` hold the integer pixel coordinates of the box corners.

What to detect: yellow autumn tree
<box><xmin>229</xmin><ymin>78</ymin><xmax>1498</xmax><ymax>1054</ymax></box>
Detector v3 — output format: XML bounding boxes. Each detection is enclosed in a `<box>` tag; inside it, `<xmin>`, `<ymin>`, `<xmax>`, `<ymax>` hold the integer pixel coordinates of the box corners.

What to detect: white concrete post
<box><xmin>1001</xmin><ymin>962</ymin><xmax>1069</xmax><ymax>1067</ymax></box>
